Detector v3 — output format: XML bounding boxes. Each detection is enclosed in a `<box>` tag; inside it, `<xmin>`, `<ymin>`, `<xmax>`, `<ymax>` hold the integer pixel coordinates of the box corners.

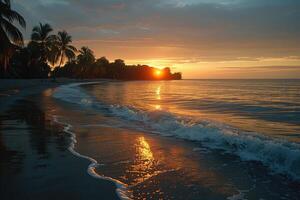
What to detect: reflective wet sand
<box><xmin>0</xmin><ymin>95</ymin><xmax>119</xmax><ymax>200</ymax></box>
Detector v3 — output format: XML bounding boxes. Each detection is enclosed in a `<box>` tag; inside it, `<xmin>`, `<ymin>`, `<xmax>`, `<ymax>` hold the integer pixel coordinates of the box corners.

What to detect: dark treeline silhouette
<box><xmin>0</xmin><ymin>0</ymin><xmax>181</xmax><ymax>80</ymax></box>
<box><xmin>53</xmin><ymin>47</ymin><xmax>182</xmax><ymax>80</ymax></box>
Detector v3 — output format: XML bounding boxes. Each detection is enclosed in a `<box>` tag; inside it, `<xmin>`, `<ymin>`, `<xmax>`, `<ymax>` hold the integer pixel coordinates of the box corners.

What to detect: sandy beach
<box><xmin>0</xmin><ymin>79</ymin><xmax>77</xmax><ymax>111</ymax></box>
<box><xmin>0</xmin><ymin>79</ymin><xmax>119</xmax><ymax>200</ymax></box>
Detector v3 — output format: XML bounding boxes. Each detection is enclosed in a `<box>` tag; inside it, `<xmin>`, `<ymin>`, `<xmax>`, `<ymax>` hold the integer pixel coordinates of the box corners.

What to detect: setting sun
<box><xmin>154</xmin><ymin>70</ymin><xmax>162</xmax><ymax>77</ymax></box>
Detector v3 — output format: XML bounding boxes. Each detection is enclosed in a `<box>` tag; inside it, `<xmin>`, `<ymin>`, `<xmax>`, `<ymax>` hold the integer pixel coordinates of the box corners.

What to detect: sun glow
<box><xmin>154</xmin><ymin>70</ymin><xmax>162</xmax><ymax>77</ymax></box>
<box><xmin>155</xmin><ymin>105</ymin><xmax>161</xmax><ymax>110</ymax></box>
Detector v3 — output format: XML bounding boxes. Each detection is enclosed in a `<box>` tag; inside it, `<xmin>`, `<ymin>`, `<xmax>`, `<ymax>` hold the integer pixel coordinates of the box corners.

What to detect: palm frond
<box><xmin>58</xmin><ymin>30</ymin><xmax>72</xmax><ymax>45</ymax></box>
<box><xmin>4</xmin><ymin>0</ymin><xmax>11</xmax><ymax>7</ymax></box>
<box><xmin>65</xmin><ymin>49</ymin><xmax>76</xmax><ymax>60</ymax></box>
<box><xmin>1</xmin><ymin>18</ymin><xmax>23</xmax><ymax>46</ymax></box>
<box><xmin>31</xmin><ymin>23</ymin><xmax>53</xmax><ymax>41</ymax></box>
<box><xmin>2</xmin><ymin>9</ymin><xmax>26</xmax><ymax>28</ymax></box>
<box><xmin>66</xmin><ymin>45</ymin><xmax>77</xmax><ymax>52</ymax></box>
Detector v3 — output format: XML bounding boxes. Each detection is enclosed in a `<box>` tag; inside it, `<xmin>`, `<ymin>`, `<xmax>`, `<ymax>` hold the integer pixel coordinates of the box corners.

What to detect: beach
<box><xmin>0</xmin><ymin>79</ymin><xmax>119</xmax><ymax>200</ymax></box>
<box><xmin>1</xmin><ymin>79</ymin><xmax>300</xmax><ymax>200</ymax></box>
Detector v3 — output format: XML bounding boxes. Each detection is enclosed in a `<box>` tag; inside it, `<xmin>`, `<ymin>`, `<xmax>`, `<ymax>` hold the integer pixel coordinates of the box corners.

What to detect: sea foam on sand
<box><xmin>53</xmin><ymin>115</ymin><xmax>132</xmax><ymax>200</ymax></box>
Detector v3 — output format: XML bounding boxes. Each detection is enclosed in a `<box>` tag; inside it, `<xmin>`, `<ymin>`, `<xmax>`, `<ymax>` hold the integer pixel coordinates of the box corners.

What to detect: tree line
<box><xmin>0</xmin><ymin>0</ymin><xmax>181</xmax><ymax>80</ymax></box>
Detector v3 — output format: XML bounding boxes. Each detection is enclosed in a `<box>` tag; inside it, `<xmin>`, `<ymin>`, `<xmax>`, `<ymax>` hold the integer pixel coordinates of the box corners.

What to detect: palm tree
<box><xmin>30</xmin><ymin>23</ymin><xmax>54</xmax><ymax>63</ymax></box>
<box><xmin>50</xmin><ymin>31</ymin><xmax>77</xmax><ymax>67</ymax></box>
<box><xmin>77</xmin><ymin>46</ymin><xmax>95</xmax><ymax>66</ymax></box>
<box><xmin>76</xmin><ymin>47</ymin><xmax>95</xmax><ymax>78</ymax></box>
<box><xmin>0</xmin><ymin>0</ymin><xmax>26</xmax><ymax>74</ymax></box>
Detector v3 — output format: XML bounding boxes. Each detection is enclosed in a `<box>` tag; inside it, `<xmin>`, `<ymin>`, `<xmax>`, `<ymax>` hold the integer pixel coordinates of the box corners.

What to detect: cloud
<box><xmin>222</xmin><ymin>65</ymin><xmax>300</xmax><ymax>70</ymax></box>
<box><xmin>13</xmin><ymin>0</ymin><xmax>300</xmax><ymax>61</ymax></box>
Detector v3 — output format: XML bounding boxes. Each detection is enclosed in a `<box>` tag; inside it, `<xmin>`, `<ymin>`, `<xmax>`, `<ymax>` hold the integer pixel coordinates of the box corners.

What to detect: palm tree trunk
<box><xmin>53</xmin><ymin>52</ymin><xmax>63</xmax><ymax>82</ymax></box>
<box><xmin>59</xmin><ymin>53</ymin><xmax>64</xmax><ymax>68</ymax></box>
<box><xmin>2</xmin><ymin>51</ymin><xmax>12</xmax><ymax>78</ymax></box>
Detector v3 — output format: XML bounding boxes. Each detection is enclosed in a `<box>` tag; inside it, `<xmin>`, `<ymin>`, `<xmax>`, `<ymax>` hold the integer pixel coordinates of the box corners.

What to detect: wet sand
<box><xmin>0</xmin><ymin>79</ymin><xmax>119</xmax><ymax>200</ymax></box>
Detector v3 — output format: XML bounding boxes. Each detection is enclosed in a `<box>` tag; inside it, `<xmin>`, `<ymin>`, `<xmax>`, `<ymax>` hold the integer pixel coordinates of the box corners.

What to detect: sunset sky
<box><xmin>15</xmin><ymin>0</ymin><xmax>300</xmax><ymax>79</ymax></box>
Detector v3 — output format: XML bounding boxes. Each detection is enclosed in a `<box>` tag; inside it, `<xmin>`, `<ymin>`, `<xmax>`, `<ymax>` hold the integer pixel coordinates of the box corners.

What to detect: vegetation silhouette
<box><xmin>0</xmin><ymin>1</ymin><xmax>181</xmax><ymax>80</ymax></box>
<box><xmin>50</xmin><ymin>31</ymin><xmax>77</xmax><ymax>68</ymax></box>
<box><xmin>53</xmin><ymin>47</ymin><xmax>182</xmax><ymax>80</ymax></box>
<box><xmin>0</xmin><ymin>0</ymin><xmax>26</xmax><ymax>76</ymax></box>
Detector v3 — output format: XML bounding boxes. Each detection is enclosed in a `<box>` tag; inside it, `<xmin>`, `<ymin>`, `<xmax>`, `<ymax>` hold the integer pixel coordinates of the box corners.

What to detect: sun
<box><xmin>154</xmin><ymin>70</ymin><xmax>162</xmax><ymax>77</ymax></box>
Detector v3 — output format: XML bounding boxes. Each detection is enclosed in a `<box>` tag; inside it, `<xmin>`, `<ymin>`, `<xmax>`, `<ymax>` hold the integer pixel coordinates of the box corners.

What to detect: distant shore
<box><xmin>0</xmin><ymin>79</ymin><xmax>95</xmax><ymax>112</ymax></box>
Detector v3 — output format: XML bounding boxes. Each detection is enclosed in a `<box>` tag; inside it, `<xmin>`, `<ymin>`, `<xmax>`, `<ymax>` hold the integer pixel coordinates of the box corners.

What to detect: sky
<box><xmin>14</xmin><ymin>0</ymin><xmax>300</xmax><ymax>79</ymax></box>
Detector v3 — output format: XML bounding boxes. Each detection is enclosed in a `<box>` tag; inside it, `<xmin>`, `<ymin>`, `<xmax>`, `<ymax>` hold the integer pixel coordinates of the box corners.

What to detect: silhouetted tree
<box><xmin>0</xmin><ymin>0</ymin><xmax>26</xmax><ymax>77</ymax></box>
<box><xmin>54</xmin><ymin>55</ymin><xmax>181</xmax><ymax>80</ymax></box>
<box><xmin>77</xmin><ymin>47</ymin><xmax>95</xmax><ymax>66</ymax></box>
<box><xmin>50</xmin><ymin>31</ymin><xmax>77</xmax><ymax>67</ymax></box>
<box><xmin>30</xmin><ymin>23</ymin><xmax>55</xmax><ymax>64</ymax></box>
<box><xmin>1</xmin><ymin>17</ymin><xmax>182</xmax><ymax>80</ymax></box>
<box><xmin>96</xmin><ymin>57</ymin><xmax>109</xmax><ymax>66</ymax></box>
<box><xmin>9</xmin><ymin>46</ymin><xmax>50</xmax><ymax>78</ymax></box>
<box><xmin>9</xmin><ymin>47</ymin><xmax>31</xmax><ymax>78</ymax></box>
<box><xmin>8</xmin><ymin>23</ymin><xmax>56</xmax><ymax>79</ymax></box>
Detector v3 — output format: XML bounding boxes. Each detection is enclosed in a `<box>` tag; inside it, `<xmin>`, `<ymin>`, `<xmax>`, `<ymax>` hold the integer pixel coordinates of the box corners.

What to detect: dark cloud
<box><xmin>13</xmin><ymin>0</ymin><xmax>300</xmax><ymax>61</ymax></box>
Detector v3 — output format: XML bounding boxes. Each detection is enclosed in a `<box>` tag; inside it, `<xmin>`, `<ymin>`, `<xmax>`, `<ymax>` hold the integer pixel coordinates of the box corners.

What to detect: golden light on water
<box><xmin>155</xmin><ymin>86</ymin><xmax>161</xmax><ymax>109</ymax></box>
<box><xmin>130</xmin><ymin>136</ymin><xmax>155</xmax><ymax>184</ymax></box>
<box><xmin>155</xmin><ymin>105</ymin><xmax>161</xmax><ymax>110</ymax></box>
<box><xmin>156</xmin><ymin>86</ymin><xmax>161</xmax><ymax>95</ymax></box>
<box><xmin>136</xmin><ymin>136</ymin><xmax>154</xmax><ymax>162</ymax></box>
<box><xmin>156</xmin><ymin>86</ymin><xmax>161</xmax><ymax>100</ymax></box>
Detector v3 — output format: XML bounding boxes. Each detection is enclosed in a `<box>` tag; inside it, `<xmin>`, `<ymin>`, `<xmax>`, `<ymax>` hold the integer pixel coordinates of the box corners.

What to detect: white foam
<box><xmin>52</xmin><ymin>115</ymin><xmax>132</xmax><ymax>200</ymax></box>
<box><xmin>52</xmin><ymin>82</ymin><xmax>100</xmax><ymax>106</ymax></box>
<box><xmin>227</xmin><ymin>191</ymin><xmax>246</xmax><ymax>200</ymax></box>
<box><xmin>108</xmin><ymin>105</ymin><xmax>300</xmax><ymax>180</ymax></box>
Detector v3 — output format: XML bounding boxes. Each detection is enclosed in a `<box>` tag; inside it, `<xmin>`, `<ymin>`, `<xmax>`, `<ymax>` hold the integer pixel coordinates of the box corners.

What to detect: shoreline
<box><xmin>0</xmin><ymin>79</ymin><xmax>69</xmax><ymax>111</ymax></box>
<box><xmin>0</xmin><ymin>79</ymin><xmax>121</xmax><ymax>200</ymax></box>
<box><xmin>0</xmin><ymin>79</ymin><xmax>106</xmax><ymax>112</ymax></box>
<box><xmin>53</xmin><ymin>115</ymin><xmax>131</xmax><ymax>200</ymax></box>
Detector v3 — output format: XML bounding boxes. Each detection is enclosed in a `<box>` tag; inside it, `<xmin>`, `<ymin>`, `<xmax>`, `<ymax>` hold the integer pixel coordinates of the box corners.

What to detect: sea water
<box><xmin>53</xmin><ymin>80</ymin><xmax>300</xmax><ymax>200</ymax></box>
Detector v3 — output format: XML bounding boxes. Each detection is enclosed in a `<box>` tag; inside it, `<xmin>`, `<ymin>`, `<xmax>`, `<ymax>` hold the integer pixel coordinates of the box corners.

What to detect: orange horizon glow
<box><xmin>71</xmin><ymin>42</ymin><xmax>300</xmax><ymax>79</ymax></box>
<box><xmin>125</xmin><ymin>57</ymin><xmax>300</xmax><ymax>79</ymax></box>
<box><xmin>70</xmin><ymin>38</ymin><xmax>300</xmax><ymax>79</ymax></box>
<box><xmin>154</xmin><ymin>70</ymin><xmax>162</xmax><ymax>77</ymax></box>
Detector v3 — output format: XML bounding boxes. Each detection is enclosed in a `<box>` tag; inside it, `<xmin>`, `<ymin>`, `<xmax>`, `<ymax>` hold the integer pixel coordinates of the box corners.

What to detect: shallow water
<box><xmin>51</xmin><ymin>80</ymin><xmax>300</xmax><ymax>200</ymax></box>
<box><xmin>84</xmin><ymin>80</ymin><xmax>300</xmax><ymax>141</ymax></box>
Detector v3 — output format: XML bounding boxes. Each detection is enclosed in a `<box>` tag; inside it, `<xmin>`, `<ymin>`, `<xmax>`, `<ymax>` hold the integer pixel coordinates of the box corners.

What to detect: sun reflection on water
<box><xmin>154</xmin><ymin>85</ymin><xmax>162</xmax><ymax>110</ymax></box>
<box><xmin>154</xmin><ymin>105</ymin><xmax>162</xmax><ymax>110</ymax></box>
<box><xmin>129</xmin><ymin>136</ymin><xmax>156</xmax><ymax>185</ymax></box>
<box><xmin>156</xmin><ymin>86</ymin><xmax>161</xmax><ymax>95</ymax></box>
<box><xmin>137</xmin><ymin>136</ymin><xmax>154</xmax><ymax>162</ymax></box>
<box><xmin>156</xmin><ymin>86</ymin><xmax>161</xmax><ymax>100</ymax></box>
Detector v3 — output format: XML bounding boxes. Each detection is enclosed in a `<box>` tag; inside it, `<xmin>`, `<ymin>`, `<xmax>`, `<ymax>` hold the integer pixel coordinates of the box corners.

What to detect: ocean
<box><xmin>53</xmin><ymin>79</ymin><xmax>300</xmax><ymax>200</ymax></box>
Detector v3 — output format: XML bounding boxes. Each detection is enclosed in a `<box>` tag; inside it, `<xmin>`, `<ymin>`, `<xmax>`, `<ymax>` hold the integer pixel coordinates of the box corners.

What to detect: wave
<box><xmin>53</xmin><ymin>82</ymin><xmax>300</xmax><ymax>181</ymax></box>
<box><xmin>52</xmin><ymin>115</ymin><xmax>132</xmax><ymax>200</ymax></box>
<box><xmin>109</xmin><ymin>105</ymin><xmax>300</xmax><ymax>180</ymax></box>
<box><xmin>53</xmin><ymin>82</ymin><xmax>98</xmax><ymax>106</ymax></box>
